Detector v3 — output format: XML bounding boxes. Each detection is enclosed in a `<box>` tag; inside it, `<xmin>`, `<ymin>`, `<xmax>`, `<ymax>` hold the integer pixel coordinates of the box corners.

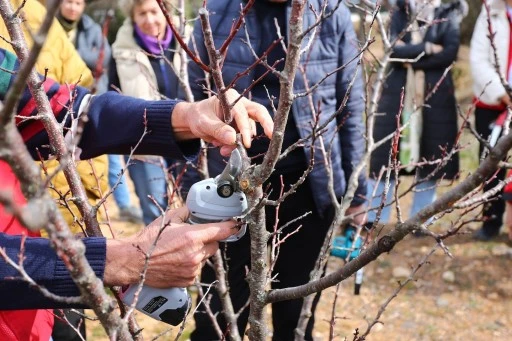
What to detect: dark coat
<box><xmin>370</xmin><ymin>0</ymin><xmax>464</xmax><ymax>180</ymax></box>
<box><xmin>182</xmin><ymin>0</ymin><xmax>367</xmax><ymax>212</ymax></box>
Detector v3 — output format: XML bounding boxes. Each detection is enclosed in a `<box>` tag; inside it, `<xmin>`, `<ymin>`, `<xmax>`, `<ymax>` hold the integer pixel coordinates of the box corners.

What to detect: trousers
<box><xmin>108</xmin><ymin>154</ymin><xmax>132</xmax><ymax>209</ymax></box>
<box><xmin>474</xmin><ymin>106</ymin><xmax>506</xmax><ymax>235</ymax></box>
<box><xmin>367</xmin><ymin>178</ymin><xmax>437</xmax><ymax>223</ymax></box>
<box><xmin>191</xmin><ymin>171</ymin><xmax>334</xmax><ymax>341</ymax></box>
<box><xmin>124</xmin><ymin>156</ymin><xmax>168</xmax><ymax>225</ymax></box>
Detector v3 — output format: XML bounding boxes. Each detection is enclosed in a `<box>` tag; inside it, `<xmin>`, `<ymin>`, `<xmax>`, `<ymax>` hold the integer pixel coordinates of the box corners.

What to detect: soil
<box><xmin>316</xmin><ymin>229</ymin><xmax>512</xmax><ymax>341</ymax></box>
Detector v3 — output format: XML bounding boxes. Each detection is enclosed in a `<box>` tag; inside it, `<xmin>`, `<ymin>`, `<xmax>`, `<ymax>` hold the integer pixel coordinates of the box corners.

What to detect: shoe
<box><xmin>472</xmin><ymin>228</ymin><xmax>499</xmax><ymax>241</ymax></box>
<box><xmin>118</xmin><ymin>206</ymin><xmax>143</xmax><ymax>224</ymax></box>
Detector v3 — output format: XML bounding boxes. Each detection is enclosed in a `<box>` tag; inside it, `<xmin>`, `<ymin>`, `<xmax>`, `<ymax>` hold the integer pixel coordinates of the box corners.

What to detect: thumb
<box><xmin>209</xmin><ymin>120</ymin><xmax>236</xmax><ymax>146</ymax></box>
<box><xmin>193</xmin><ymin>220</ymin><xmax>239</xmax><ymax>243</ymax></box>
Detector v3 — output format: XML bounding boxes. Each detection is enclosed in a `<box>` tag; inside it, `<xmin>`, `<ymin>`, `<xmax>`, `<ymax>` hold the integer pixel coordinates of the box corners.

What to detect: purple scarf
<box><xmin>134</xmin><ymin>24</ymin><xmax>172</xmax><ymax>54</ymax></box>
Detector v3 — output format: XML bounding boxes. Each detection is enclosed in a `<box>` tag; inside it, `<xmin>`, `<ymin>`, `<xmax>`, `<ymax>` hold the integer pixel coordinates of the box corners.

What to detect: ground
<box><xmin>86</xmin><ymin>208</ymin><xmax>512</xmax><ymax>340</ymax></box>
<box><xmin>85</xmin><ymin>46</ymin><xmax>512</xmax><ymax>340</ymax></box>
<box><xmin>317</xmin><ymin>230</ymin><xmax>512</xmax><ymax>340</ymax></box>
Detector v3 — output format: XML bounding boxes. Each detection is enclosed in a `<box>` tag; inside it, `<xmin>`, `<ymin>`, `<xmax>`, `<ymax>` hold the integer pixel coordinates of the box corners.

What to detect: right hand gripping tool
<box><xmin>120</xmin><ymin>149</ymin><xmax>247</xmax><ymax>325</ymax></box>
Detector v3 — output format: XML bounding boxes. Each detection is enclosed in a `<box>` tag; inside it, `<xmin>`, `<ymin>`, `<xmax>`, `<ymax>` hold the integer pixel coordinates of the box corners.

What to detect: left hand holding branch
<box><xmin>171</xmin><ymin>89</ymin><xmax>274</xmax><ymax>156</ymax></box>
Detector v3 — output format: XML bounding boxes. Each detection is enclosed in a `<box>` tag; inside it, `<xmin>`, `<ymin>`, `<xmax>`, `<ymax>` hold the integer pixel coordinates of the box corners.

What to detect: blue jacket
<box><xmin>185</xmin><ymin>0</ymin><xmax>367</xmax><ymax>211</ymax></box>
<box><xmin>75</xmin><ymin>14</ymin><xmax>111</xmax><ymax>94</ymax></box>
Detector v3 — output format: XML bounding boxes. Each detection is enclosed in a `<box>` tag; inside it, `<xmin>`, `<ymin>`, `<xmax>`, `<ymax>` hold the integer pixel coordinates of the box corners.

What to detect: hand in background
<box><xmin>500</xmin><ymin>94</ymin><xmax>512</xmax><ymax>107</ymax></box>
<box><xmin>345</xmin><ymin>204</ymin><xmax>367</xmax><ymax>228</ymax></box>
<box><xmin>425</xmin><ymin>42</ymin><xmax>443</xmax><ymax>55</ymax></box>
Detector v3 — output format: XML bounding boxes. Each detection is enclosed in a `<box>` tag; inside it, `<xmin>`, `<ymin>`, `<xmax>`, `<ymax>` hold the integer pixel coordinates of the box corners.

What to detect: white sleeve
<box><xmin>469</xmin><ymin>9</ymin><xmax>507</xmax><ymax>105</ymax></box>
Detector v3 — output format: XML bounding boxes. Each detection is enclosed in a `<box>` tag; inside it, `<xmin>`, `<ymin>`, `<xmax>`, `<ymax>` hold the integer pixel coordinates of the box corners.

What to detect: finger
<box><xmin>202</xmin><ymin>243</ymin><xmax>219</xmax><ymax>260</ymax></box>
<box><xmin>240</xmin><ymin>97</ymin><xmax>274</xmax><ymax>139</ymax></box>
<box><xmin>200</xmin><ymin>118</ymin><xmax>237</xmax><ymax>146</ymax></box>
<box><xmin>250</xmin><ymin>118</ymin><xmax>257</xmax><ymax>137</ymax></box>
<box><xmin>164</xmin><ymin>206</ymin><xmax>189</xmax><ymax>224</ymax></box>
<box><xmin>230</xmin><ymin>98</ymin><xmax>252</xmax><ymax>148</ymax></box>
<box><xmin>145</xmin><ymin>214</ymin><xmax>165</xmax><ymax>229</ymax></box>
<box><xmin>191</xmin><ymin>220</ymin><xmax>239</xmax><ymax>243</ymax></box>
<box><xmin>219</xmin><ymin>144</ymin><xmax>236</xmax><ymax>157</ymax></box>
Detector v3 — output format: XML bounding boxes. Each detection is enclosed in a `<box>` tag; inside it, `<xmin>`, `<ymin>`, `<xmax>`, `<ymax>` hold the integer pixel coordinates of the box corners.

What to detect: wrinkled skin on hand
<box><xmin>172</xmin><ymin>89</ymin><xmax>274</xmax><ymax>156</ymax></box>
<box><xmin>104</xmin><ymin>207</ymin><xmax>239</xmax><ymax>287</ymax></box>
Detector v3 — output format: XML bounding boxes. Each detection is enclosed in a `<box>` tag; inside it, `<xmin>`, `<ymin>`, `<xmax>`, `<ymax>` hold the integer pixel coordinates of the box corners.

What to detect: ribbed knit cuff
<box><xmin>52</xmin><ymin>237</ymin><xmax>106</xmax><ymax>297</ymax></box>
<box><xmin>144</xmin><ymin>100</ymin><xmax>200</xmax><ymax>161</ymax></box>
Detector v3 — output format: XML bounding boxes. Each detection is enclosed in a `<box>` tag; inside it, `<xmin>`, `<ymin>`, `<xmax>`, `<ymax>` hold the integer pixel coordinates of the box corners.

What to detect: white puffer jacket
<box><xmin>470</xmin><ymin>0</ymin><xmax>510</xmax><ymax>106</ymax></box>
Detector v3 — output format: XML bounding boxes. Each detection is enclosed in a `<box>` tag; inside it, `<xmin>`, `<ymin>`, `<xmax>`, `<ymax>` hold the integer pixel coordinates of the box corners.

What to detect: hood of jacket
<box><xmin>79</xmin><ymin>13</ymin><xmax>97</xmax><ymax>31</ymax></box>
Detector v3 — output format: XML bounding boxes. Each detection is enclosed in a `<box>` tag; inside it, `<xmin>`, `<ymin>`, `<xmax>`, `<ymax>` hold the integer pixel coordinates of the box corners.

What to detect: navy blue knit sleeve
<box><xmin>78</xmin><ymin>91</ymin><xmax>200</xmax><ymax>161</ymax></box>
<box><xmin>0</xmin><ymin>234</ymin><xmax>106</xmax><ymax>309</ymax></box>
<box><xmin>0</xmin><ymin>47</ymin><xmax>200</xmax><ymax>161</ymax></box>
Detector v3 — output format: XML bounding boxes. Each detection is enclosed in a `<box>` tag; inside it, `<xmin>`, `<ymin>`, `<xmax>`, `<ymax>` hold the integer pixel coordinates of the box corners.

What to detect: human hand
<box><xmin>431</xmin><ymin>44</ymin><xmax>443</xmax><ymax>54</ymax></box>
<box><xmin>345</xmin><ymin>205</ymin><xmax>367</xmax><ymax>228</ymax></box>
<box><xmin>425</xmin><ymin>42</ymin><xmax>443</xmax><ymax>55</ymax></box>
<box><xmin>171</xmin><ymin>89</ymin><xmax>274</xmax><ymax>156</ymax></box>
<box><xmin>500</xmin><ymin>94</ymin><xmax>512</xmax><ymax>107</ymax></box>
<box><xmin>104</xmin><ymin>207</ymin><xmax>239</xmax><ymax>288</ymax></box>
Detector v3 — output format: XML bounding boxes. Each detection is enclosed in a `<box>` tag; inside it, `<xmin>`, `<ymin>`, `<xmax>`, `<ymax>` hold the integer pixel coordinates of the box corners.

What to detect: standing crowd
<box><xmin>1</xmin><ymin>0</ymin><xmax>512</xmax><ymax>340</ymax></box>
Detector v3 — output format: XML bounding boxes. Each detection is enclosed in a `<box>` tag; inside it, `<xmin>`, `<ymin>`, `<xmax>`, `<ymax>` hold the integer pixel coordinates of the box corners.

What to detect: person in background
<box><xmin>367</xmin><ymin>0</ymin><xmax>467</xmax><ymax>232</ymax></box>
<box><xmin>109</xmin><ymin>0</ymin><xmax>182</xmax><ymax>225</ymax></box>
<box><xmin>57</xmin><ymin>0</ymin><xmax>143</xmax><ymax>225</ymax></box>
<box><xmin>470</xmin><ymin>0</ymin><xmax>512</xmax><ymax>241</ymax></box>
<box><xmin>55</xmin><ymin>0</ymin><xmax>126</xmax><ymax>338</ymax></box>
<box><xmin>183</xmin><ymin>1</ymin><xmax>367</xmax><ymax>339</ymax></box>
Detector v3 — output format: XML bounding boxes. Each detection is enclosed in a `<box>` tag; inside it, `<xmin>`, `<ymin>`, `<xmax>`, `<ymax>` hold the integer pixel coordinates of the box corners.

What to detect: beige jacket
<box><xmin>112</xmin><ymin>18</ymin><xmax>185</xmax><ymax>163</ymax></box>
<box><xmin>112</xmin><ymin>19</ymin><xmax>162</xmax><ymax>100</ymax></box>
<box><xmin>112</xmin><ymin>17</ymin><xmax>185</xmax><ymax>100</ymax></box>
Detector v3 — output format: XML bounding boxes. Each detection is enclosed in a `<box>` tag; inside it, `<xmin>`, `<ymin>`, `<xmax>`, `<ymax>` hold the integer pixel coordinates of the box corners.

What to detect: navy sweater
<box><xmin>0</xmin><ymin>48</ymin><xmax>198</xmax><ymax>309</ymax></box>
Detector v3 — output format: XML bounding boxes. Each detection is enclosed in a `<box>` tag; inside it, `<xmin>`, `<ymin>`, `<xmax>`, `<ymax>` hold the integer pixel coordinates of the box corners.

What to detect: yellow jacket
<box><xmin>1</xmin><ymin>0</ymin><xmax>94</xmax><ymax>86</ymax></box>
<box><xmin>1</xmin><ymin>0</ymin><xmax>108</xmax><ymax>232</ymax></box>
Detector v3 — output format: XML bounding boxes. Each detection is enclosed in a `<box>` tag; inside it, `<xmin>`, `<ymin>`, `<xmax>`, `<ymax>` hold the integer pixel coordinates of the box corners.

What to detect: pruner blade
<box><xmin>215</xmin><ymin>149</ymin><xmax>243</xmax><ymax>198</ymax></box>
